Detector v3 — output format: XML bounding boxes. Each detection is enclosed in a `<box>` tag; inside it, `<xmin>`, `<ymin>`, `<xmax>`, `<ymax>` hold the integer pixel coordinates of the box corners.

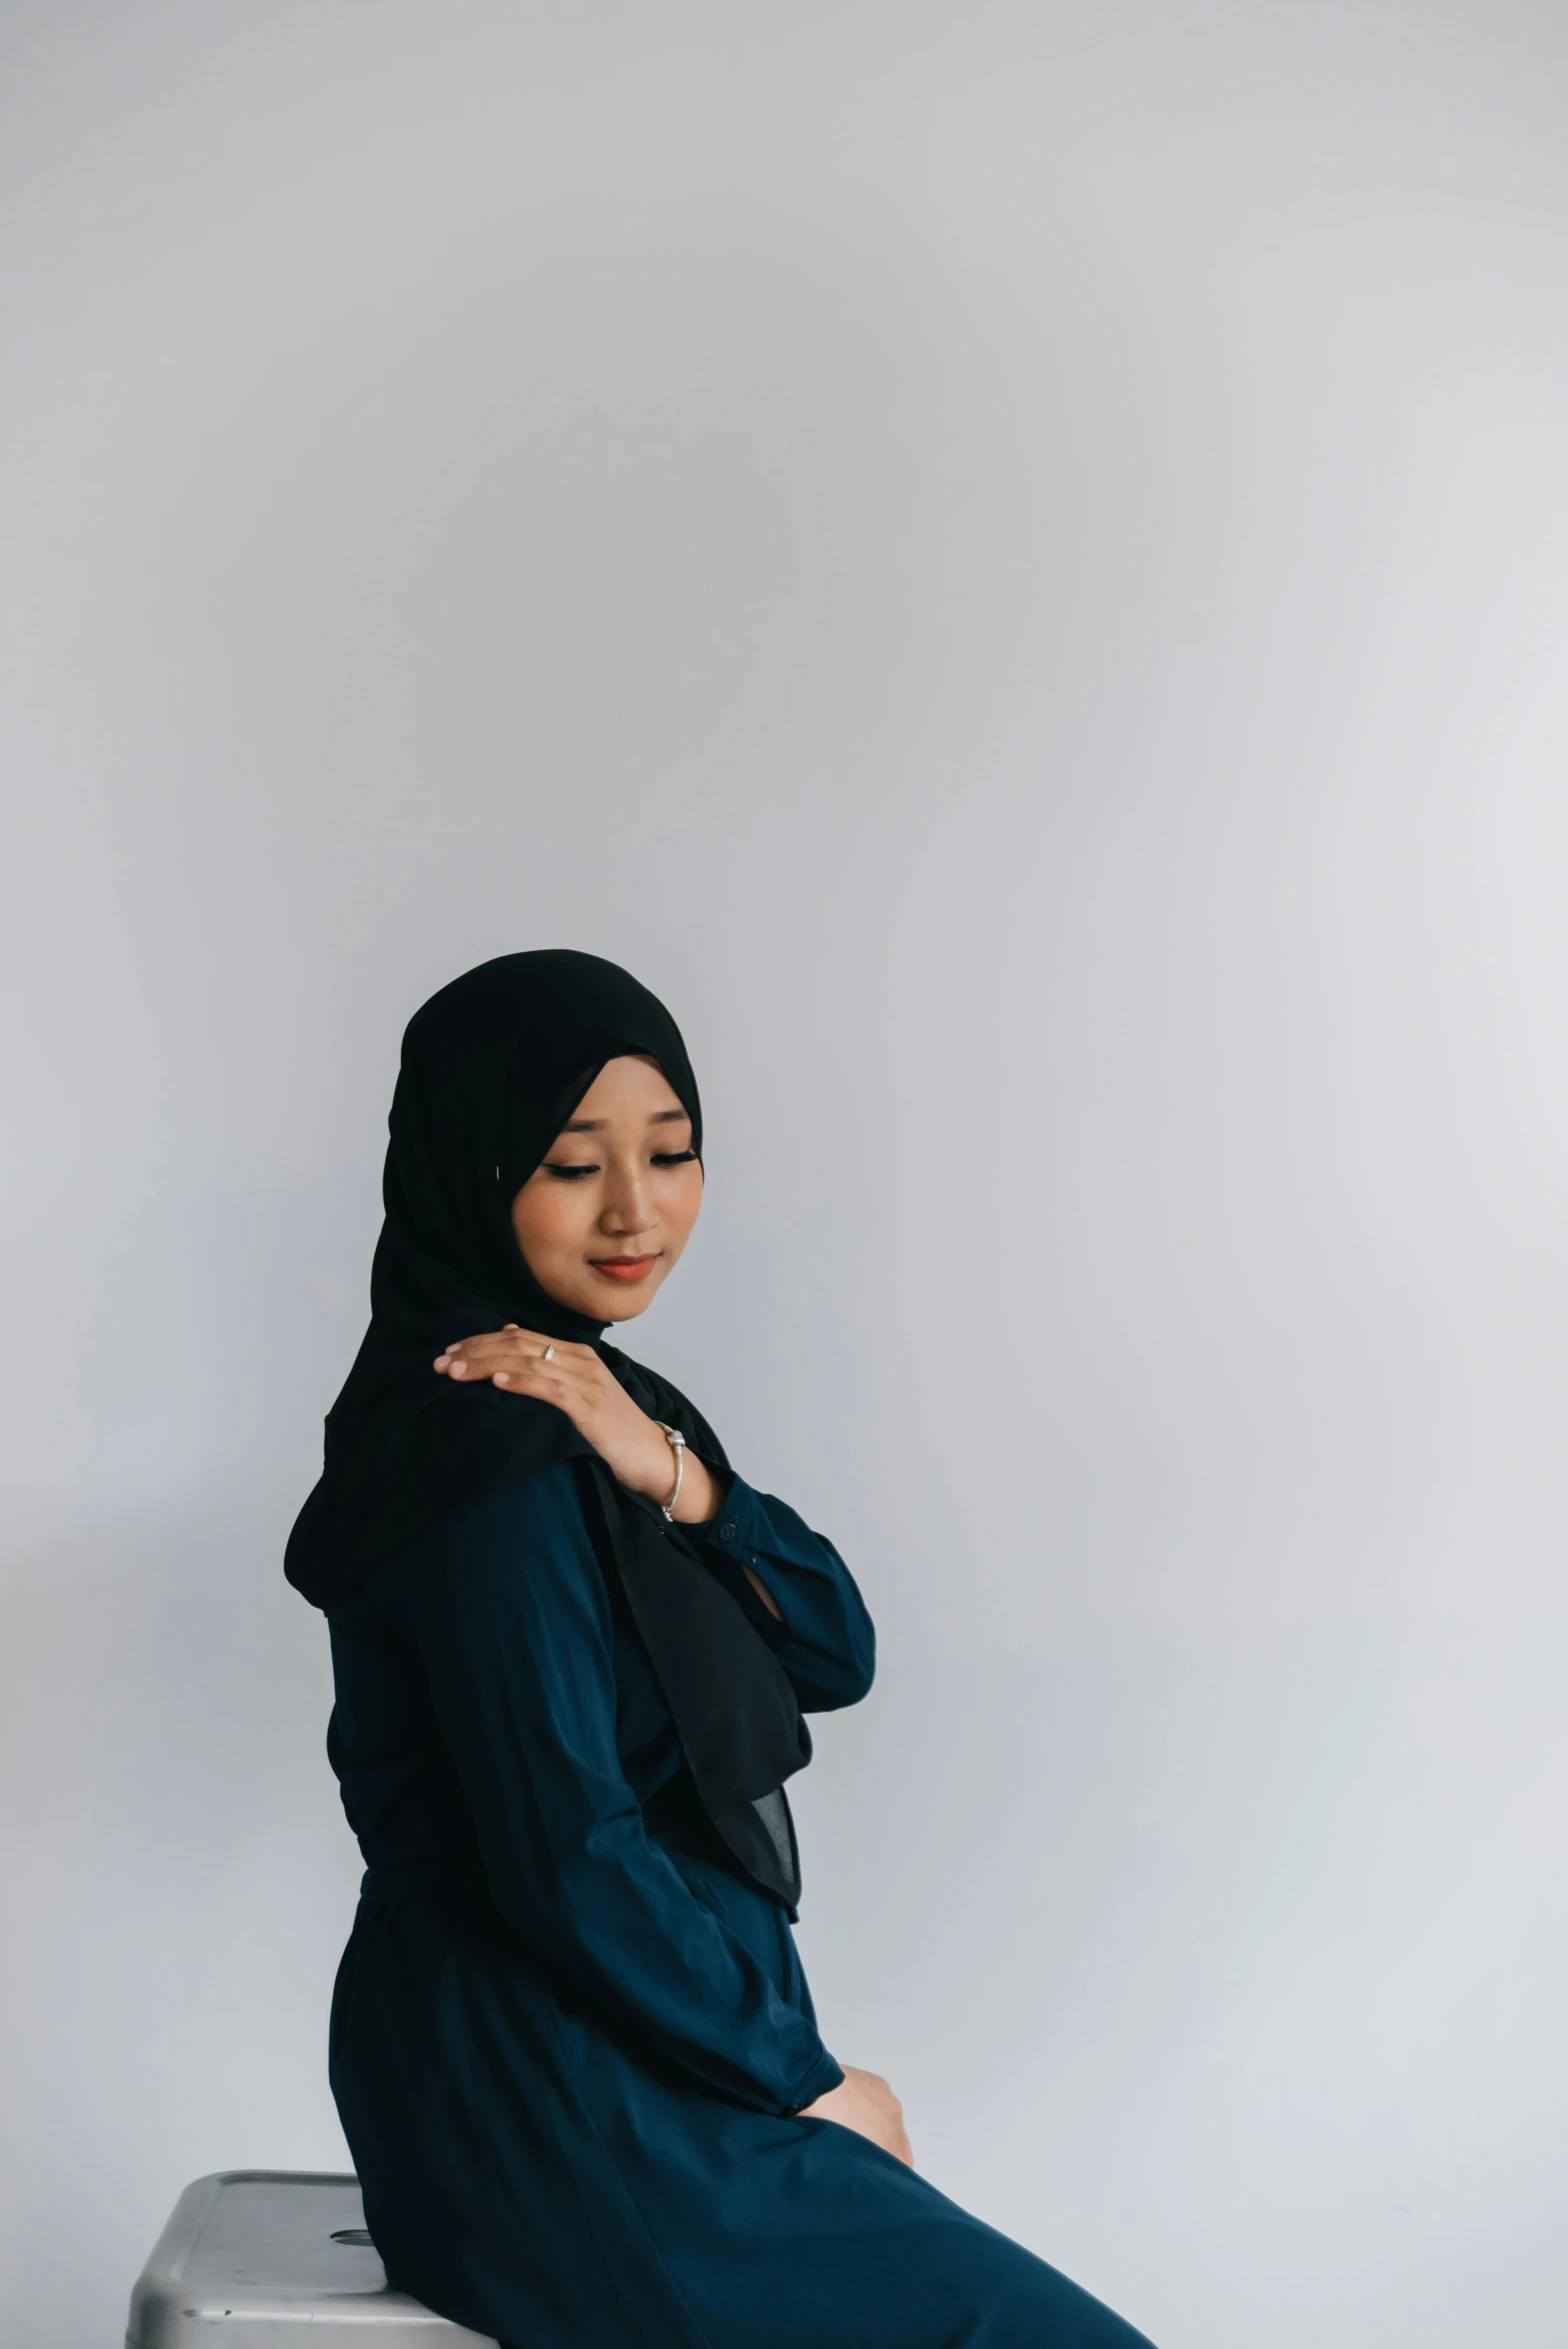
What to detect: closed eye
<box><xmin>542</xmin><ymin>1148</ymin><xmax>696</xmax><ymax>1181</ymax></box>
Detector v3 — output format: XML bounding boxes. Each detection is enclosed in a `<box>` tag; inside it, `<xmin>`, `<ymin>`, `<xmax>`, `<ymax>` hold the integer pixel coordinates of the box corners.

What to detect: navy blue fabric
<box><xmin>324</xmin><ymin>1465</ymin><xmax>1157</xmax><ymax>2349</ymax></box>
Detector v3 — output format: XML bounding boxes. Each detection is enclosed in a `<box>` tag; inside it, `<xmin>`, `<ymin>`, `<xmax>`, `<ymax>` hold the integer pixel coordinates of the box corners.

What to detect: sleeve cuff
<box><xmin>693</xmin><ymin>1470</ymin><xmax>766</xmax><ymax>1553</ymax></box>
<box><xmin>690</xmin><ymin>1473</ymin><xmax>790</xmax><ymax>1644</ymax></box>
<box><xmin>783</xmin><ymin>2049</ymin><xmax>845</xmax><ymax>2114</ymax></box>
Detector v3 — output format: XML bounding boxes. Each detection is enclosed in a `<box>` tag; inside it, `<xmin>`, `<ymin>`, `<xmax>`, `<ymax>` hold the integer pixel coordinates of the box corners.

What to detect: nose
<box><xmin>599</xmin><ymin>1155</ymin><xmax>656</xmax><ymax>1238</ymax></box>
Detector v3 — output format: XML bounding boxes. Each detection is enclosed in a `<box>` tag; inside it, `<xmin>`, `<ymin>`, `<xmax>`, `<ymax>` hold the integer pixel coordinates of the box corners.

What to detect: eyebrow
<box><xmin>560</xmin><ymin>1107</ymin><xmax>689</xmax><ymax>1134</ymax></box>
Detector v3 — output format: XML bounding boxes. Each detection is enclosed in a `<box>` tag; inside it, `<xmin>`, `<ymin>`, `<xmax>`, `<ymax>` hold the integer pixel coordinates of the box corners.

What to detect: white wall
<box><xmin>5</xmin><ymin>5</ymin><xmax>1568</xmax><ymax>2343</ymax></box>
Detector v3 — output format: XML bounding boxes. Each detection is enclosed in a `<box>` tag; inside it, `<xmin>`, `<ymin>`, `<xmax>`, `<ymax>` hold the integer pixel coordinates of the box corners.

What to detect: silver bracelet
<box><xmin>656</xmin><ymin>1423</ymin><xmax>686</xmax><ymax>1520</ymax></box>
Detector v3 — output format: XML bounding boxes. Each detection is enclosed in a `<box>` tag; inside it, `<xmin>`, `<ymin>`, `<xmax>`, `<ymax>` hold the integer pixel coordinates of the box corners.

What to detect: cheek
<box><xmin>512</xmin><ymin>1184</ymin><xmax>591</xmax><ymax>1259</ymax></box>
<box><xmin>662</xmin><ymin>1167</ymin><xmax>704</xmax><ymax>1249</ymax></box>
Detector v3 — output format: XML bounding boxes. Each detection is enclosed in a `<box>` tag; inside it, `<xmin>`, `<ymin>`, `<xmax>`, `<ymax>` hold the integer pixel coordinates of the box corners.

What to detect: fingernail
<box><xmin>434</xmin><ymin>1353</ymin><xmax>451</xmax><ymax>1367</ymax></box>
<box><xmin>450</xmin><ymin>1360</ymin><xmax>467</xmax><ymax>1376</ymax></box>
<box><xmin>493</xmin><ymin>1372</ymin><xmax>510</xmax><ymax>1385</ymax></box>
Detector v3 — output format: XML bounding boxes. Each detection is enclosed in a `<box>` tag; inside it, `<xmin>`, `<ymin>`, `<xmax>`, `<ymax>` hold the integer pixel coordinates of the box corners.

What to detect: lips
<box><xmin>590</xmin><ymin>1255</ymin><xmax>660</xmax><ymax>1282</ymax></box>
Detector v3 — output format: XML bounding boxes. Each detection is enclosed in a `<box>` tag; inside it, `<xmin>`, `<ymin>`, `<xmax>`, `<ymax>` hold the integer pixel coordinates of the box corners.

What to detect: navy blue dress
<box><xmin>325</xmin><ymin>1462</ymin><xmax>1155</xmax><ymax>2348</ymax></box>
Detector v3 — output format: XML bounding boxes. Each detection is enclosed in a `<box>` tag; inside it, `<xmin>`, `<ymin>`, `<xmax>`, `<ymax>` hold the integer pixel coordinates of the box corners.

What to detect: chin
<box><xmin>588</xmin><ymin>1274</ymin><xmax>664</xmax><ymax>1323</ymax></box>
<box><xmin>600</xmin><ymin>1293</ymin><xmax>656</xmax><ymax>1322</ymax></box>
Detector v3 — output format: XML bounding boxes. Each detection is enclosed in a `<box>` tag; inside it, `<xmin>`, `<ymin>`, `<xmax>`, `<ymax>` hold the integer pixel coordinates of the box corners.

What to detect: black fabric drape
<box><xmin>286</xmin><ymin>950</ymin><xmax>809</xmax><ymax>1904</ymax></box>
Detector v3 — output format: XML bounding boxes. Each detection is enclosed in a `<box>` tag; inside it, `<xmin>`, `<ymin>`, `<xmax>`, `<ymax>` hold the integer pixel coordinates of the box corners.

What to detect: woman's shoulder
<box><xmin>335</xmin><ymin>1461</ymin><xmax>593</xmax><ymax>1614</ymax></box>
<box><xmin>360</xmin><ymin>1461</ymin><xmax>614</xmax><ymax>1655</ymax></box>
<box><xmin>421</xmin><ymin>1458</ymin><xmax>594</xmax><ymax>1563</ymax></box>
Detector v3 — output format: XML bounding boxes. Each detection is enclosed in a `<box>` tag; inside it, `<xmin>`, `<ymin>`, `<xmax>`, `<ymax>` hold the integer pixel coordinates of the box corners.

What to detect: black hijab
<box><xmin>286</xmin><ymin>950</ymin><xmax>810</xmax><ymax>1906</ymax></box>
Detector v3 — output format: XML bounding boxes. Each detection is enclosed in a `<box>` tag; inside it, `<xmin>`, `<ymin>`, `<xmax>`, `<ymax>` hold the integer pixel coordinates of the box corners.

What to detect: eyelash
<box><xmin>544</xmin><ymin>1149</ymin><xmax>697</xmax><ymax>1182</ymax></box>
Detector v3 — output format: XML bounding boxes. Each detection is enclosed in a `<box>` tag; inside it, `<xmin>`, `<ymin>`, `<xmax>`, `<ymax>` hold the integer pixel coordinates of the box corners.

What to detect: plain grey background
<box><xmin>4</xmin><ymin>4</ymin><xmax>1567</xmax><ymax>2344</ymax></box>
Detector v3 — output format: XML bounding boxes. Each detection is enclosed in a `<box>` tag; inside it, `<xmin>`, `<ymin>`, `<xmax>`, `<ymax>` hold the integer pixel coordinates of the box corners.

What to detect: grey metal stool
<box><xmin>127</xmin><ymin>2172</ymin><xmax>495</xmax><ymax>2349</ymax></box>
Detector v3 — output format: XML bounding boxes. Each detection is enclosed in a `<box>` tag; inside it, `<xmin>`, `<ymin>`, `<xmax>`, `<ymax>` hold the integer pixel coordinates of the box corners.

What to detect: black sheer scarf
<box><xmin>286</xmin><ymin>951</ymin><xmax>809</xmax><ymax>1906</ymax></box>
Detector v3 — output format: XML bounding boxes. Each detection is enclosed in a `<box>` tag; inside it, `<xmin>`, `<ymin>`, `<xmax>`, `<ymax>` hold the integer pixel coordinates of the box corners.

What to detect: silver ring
<box><xmin>542</xmin><ymin>1344</ymin><xmax>555</xmax><ymax>1364</ymax></box>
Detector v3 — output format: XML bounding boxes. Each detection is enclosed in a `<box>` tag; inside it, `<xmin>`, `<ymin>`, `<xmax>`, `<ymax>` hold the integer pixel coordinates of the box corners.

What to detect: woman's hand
<box><xmin>797</xmin><ymin>2066</ymin><xmax>913</xmax><ymax>2166</ymax></box>
<box><xmin>433</xmin><ymin>1327</ymin><xmax>721</xmax><ymax>1523</ymax></box>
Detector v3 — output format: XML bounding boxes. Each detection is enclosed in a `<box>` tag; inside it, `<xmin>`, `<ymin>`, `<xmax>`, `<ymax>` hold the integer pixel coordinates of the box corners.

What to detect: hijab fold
<box><xmin>286</xmin><ymin>951</ymin><xmax>808</xmax><ymax>1907</ymax></box>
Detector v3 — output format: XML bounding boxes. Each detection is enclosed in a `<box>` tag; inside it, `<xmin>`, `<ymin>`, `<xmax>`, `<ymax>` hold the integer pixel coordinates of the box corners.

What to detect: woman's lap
<box><xmin>648</xmin><ymin>2110</ymin><xmax>1155</xmax><ymax>2349</ymax></box>
<box><xmin>635</xmin><ymin>1854</ymin><xmax>1156</xmax><ymax>2343</ymax></box>
<box><xmin>338</xmin><ymin>1877</ymin><xmax>1157</xmax><ymax>2349</ymax></box>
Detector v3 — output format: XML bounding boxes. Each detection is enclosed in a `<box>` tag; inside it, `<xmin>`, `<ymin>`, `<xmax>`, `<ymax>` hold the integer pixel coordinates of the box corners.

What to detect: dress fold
<box><xmin>326</xmin><ymin>1463</ymin><xmax>1155</xmax><ymax>2349</ymax></box>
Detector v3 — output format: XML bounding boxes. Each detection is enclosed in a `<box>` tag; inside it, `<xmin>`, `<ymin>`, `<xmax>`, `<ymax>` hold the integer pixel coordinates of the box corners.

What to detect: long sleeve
<box><xmin>691</xmin><ymin>1476</ymin><xmax>876</xmax><ymax>1713</ymax></box>
<box><xmin>404</xmin><ymin>1465</ymin><xmax>844</xmax><ymax>2117</ymax></box>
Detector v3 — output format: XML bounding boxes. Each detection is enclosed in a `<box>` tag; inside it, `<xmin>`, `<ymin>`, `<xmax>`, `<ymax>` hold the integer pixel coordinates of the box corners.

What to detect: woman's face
<box><xmin>510</xmin><ymin>1053</ymin><xmax>703</xmax><ymax>1322</ymax></box>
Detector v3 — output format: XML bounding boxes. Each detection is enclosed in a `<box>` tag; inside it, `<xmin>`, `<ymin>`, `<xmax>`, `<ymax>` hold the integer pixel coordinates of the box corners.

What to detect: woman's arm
<box><xmin>403</xmin><ymin>1465</ymin><xmax>844</xmax><ymax>2118</ymax></box>
<box><xmin>428</xmin><ymin>1326</ymin><xmax>874</xmax><ymax>1708</ymax></box>
<box><xmin>687</xmin><ymin>1477</ymin><xmax>876</xmax><ymax>1713</ymax></box>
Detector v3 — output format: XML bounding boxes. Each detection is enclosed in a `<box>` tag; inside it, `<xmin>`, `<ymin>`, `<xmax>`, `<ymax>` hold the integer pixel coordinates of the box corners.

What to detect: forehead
<box><xmin>565</xmin><ymin>1053</ymin><xmax>687</xmax><ymax>1123</ymax></box>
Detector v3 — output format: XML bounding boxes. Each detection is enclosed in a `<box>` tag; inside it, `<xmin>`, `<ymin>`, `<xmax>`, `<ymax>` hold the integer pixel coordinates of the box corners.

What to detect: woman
<box><xmin>287</xmin><ymin>950</ymin><xmax>1156</xmax><ymax>2349</ymax></box>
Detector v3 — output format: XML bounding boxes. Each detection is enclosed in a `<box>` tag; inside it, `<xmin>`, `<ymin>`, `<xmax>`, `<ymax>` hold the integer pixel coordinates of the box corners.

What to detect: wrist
<box><xmin>626</xmin><ymin>1423</ymin><xmax>723</xmax><ymax>1521</ymax></box>
<box><xmin>668</xmin><ymin>1454</ymin><xmax>722</xmax><ymax>1524</ymax></box>
<box><xmin>626</xmin><ymin>1426</ymin><xmax>681</xmax><ymax>1504</ymax></box>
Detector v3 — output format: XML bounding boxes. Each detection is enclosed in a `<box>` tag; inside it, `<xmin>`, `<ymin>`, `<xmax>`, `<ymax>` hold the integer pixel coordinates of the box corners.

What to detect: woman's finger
<box><xmin>501</xmin><ymin>1329</ymin><xmax>592</xmax><ymax>1364</ymax></box>
<box><xmin>451</xmin><ymin>1352</ymin><xmax>586</xmax><ymax>1397</ymax></box>
<box><xmin>488</xmin><ymin>1354</ymin><xmax>585</xmax><ymax>1391</ymax></box>
<box><xmin>432</xmin><ymin>1336</ymin><xmax>589</xmax><ymax>1398</ymax></box>
<box><xmin>434</xmin><ymin>1328</ymin><xmax>589</xmax><ymax>1373</ymax></box>
<box><xmin>436</xmin><ymin>1336</ymin><xmax>547</xmax><ymax>1376</ymax></box>
<box><xmin>487</xmin><ymin>1358</ymin><xmax>595</xmax><ymax>1433</ymax></box>
<box><xmin>434</xmin><ymin>1333</ymin><xmax>514</xmax><ymax>1367</ymax></box>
